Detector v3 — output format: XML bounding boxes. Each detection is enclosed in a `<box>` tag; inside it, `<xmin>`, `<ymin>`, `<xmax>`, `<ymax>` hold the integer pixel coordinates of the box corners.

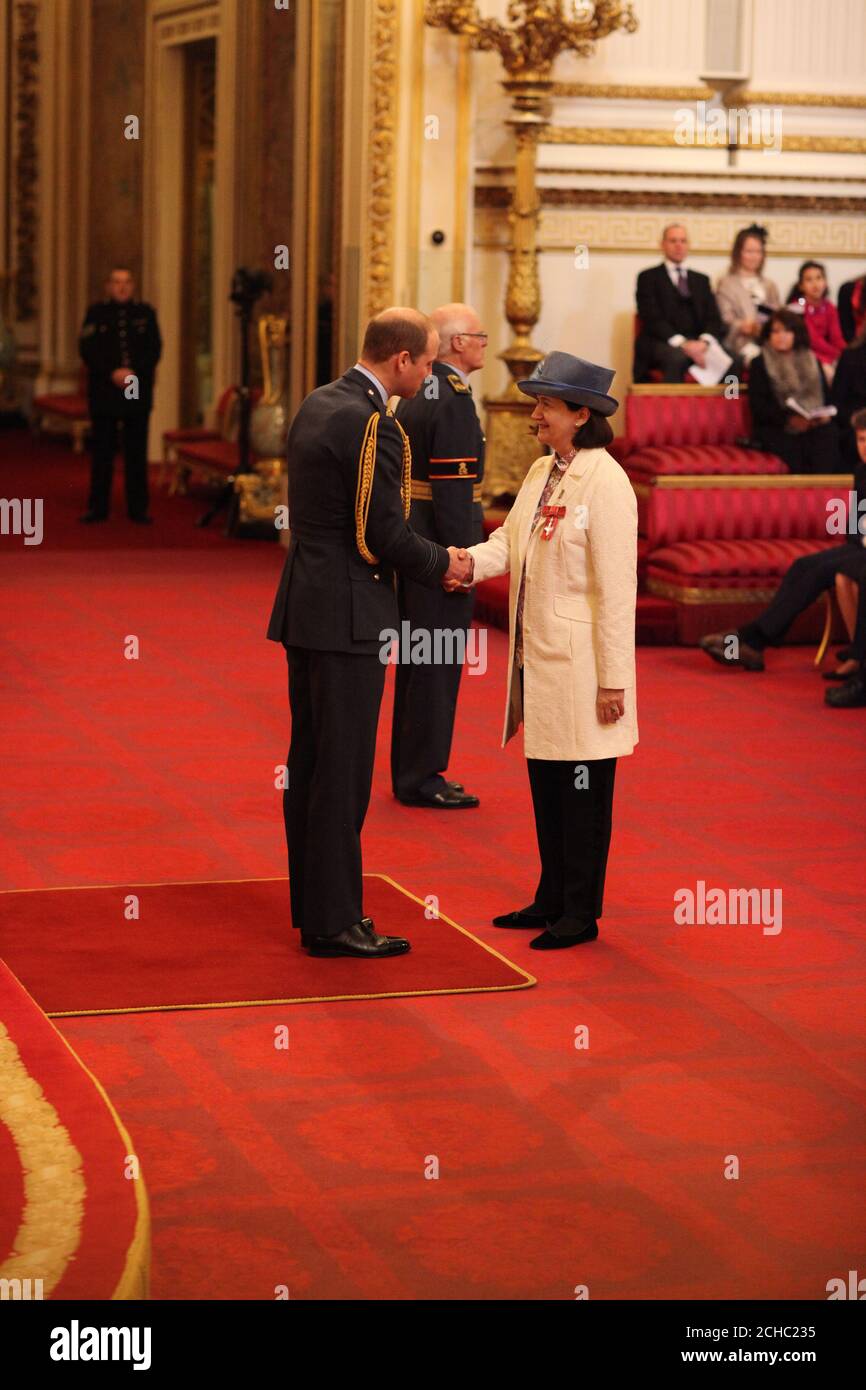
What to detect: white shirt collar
<box><xmin>665</xmin><ymin>259</ymin><xmax>688</xmax><ymax>278</ymax></box>
<box><xmin>439</xmin><ymin>360</ymin><xmax>470</xmax><ymax>385</ymax></box>
<box><xmin>353</xmin><ymin>363</ymin><xmax>389</xmax><ymax>405</ymax></box>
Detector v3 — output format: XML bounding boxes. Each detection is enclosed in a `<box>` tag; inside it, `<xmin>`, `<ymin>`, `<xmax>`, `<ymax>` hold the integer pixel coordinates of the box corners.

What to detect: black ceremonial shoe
<box><xmin>530</xmin><ymin>922</ymin><xmax>599</xmax><ymax>950</ymax></box>
<box><xmin>302</xmin><ymin>919</ymin><xmax>411</xmax><ymax>957</ymax></box>
<box><xmin>698</xmin><ymin>632</ymin><xmax>765</xmax><ymax>671</ymax></box>
<box><xmin>825</xmin><ymin>674</ymin><xmax>866</xmax><ymax>708</ymax></box>
<box><xmin>398</xmin><ymin>787</ymin><xmax>479</xmax><ymax>809</ymax></box>
<box><xmin>492</xmin><ymin>905</ymin><xmax>551</xmax><ymax>929</ymax></box>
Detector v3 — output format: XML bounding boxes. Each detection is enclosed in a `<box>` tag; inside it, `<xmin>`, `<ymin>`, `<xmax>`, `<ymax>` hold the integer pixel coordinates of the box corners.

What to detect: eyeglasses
<box><xmin>455</xmin><ymin>332</ymin><xmax>489</xmax><ymax>343</ymax></box>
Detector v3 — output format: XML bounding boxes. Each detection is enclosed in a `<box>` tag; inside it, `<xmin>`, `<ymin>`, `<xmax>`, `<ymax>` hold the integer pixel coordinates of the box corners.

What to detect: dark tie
<box><xmin>676</xmin><ymin>268</ymin><xmax>690</xmax><ymax>298</ymax></box>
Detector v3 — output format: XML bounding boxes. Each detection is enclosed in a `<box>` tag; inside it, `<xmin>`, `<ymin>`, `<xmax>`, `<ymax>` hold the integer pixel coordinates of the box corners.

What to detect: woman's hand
<box><xmin>785</xmin><ymin>413</ymin><xmax>812</xmax><ymax>434</ymax></box>
<box><xmin>597</xmin><ymin>688</ymin><xmax>625</xmax><ymax>724</ymax></box>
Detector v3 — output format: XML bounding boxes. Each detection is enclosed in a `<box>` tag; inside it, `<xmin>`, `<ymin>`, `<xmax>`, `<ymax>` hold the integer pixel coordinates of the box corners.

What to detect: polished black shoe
<box><xmin>302</xmin><ymin>918</ymin><xmax>411</xmax><ymax>957</ymax></box>
<box><xmin>398</xmin><ymin>787</ymin><xmax>479</xmax><ymax>809</ymax></box>
<box><xmin>822</xmin><ymin>664</ymin><xmax>859</xmax><ymax>682</ymax></box>
<box><xmin>79</xmin><ymin>512</ymin><xmax>108</xmax><ymax>524</ymax></box>
<box><xmin>825</xmin><ymin>674</ymin><xmax>866</xmax><ymax>708</ymax></box>
<box><xmin>698</xmin><ymin>632</ymin><xmax>764</xmax><ymax>671</ymax></box>
<box><xmin>530</xmin><ymin>922</ymin><xmax>599</xmax><ymax>950</ymax></box>
<box><xmin>129</xmin><ymin>514</ymin><xmax>153</xmax><ymax>525</ymax></box>
<box><xmin>445</xmin><ymin>780</ymin><xmax>465</xmax><ymax>794</ymax></box>
<box><xmin>492</xmin><ymin>905</ymin><xmax>551</xmax><ymax>928</ymax></box>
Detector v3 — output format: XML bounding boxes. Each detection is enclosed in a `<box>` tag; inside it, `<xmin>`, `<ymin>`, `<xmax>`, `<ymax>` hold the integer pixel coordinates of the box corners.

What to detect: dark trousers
<box><xmin>390</xmin><ymin>578</ymin><xmax>474</xmax><ymax>799</ymax></box>
<box><xmin>739</xmin><ymin>544</ymin><xmax>866</xmax><ymax>651</ymax></box>
<box><xmin>636</xmin><ymin>338</ymin><xmax>692</xmax><ymax>383</ymax></box>
<box><xmin>755</xmin><ymin>423</ymin><xmax>840</xmax><ymax>474</ymax></box>
<box><xmin>88</xmin><ymin>412</ymin><xmax>151</xmax><ymax>519</ymax></box>
<box><xmin>284</xmin><ymin>645</ymin><xmax>386</xmax><ymax>938</ymax></box>
<box><xmin>526</xmin><ymin>755</ymin><xmax>618</xmax><ymax>936</ymax></box>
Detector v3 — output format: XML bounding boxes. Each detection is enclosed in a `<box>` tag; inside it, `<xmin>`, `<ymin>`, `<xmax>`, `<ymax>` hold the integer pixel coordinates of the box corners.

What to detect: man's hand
<box><xmin>444</xmin><ymin>546</ymin><xmax>473</xmax><ymax>590</ymax></box>
<box><xmin>596</xmin><ymin>688</ymin><xmax>625</xmax><ymax>724</ymax></box>
<box><xmin>682</xmin><ymin>340</ymin><xmax>708</xmax><ymax>366</ymax></box>
<box><xmin>111</xmin><ymin>368</ymin><xmax>129</xmax><ymax>387</ymax></box>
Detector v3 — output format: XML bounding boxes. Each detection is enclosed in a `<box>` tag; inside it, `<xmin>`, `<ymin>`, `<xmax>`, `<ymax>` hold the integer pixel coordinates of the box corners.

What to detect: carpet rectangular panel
<box><xmin>0</xmin><ymin>875</ymin><xmax>535</xmax><ymax>1017</ymax></box>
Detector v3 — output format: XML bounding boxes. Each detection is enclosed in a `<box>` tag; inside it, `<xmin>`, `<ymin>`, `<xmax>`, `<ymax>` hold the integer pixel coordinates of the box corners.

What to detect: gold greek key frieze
<box><xmin>366</xmin><ymin>0</ymin><xmax>399</xmax><ymax>318</ymax></box>
<box><xmin>474</xmin><ymin>207</ymin><xmax>866</xmax><ymax>257</ymax></box>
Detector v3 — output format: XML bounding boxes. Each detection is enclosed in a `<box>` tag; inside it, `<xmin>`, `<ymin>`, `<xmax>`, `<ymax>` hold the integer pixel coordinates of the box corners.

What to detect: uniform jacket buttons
<box><xmin>373</xmin><ymin>572</ymin><xmax>380</xmax><ymax>580</ymax></box>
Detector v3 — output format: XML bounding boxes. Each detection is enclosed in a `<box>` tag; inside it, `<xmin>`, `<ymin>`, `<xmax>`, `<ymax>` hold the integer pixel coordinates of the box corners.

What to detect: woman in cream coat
<box><xmin>459</xmin><ymin>352</ymin><xmax>638</xmax><ymax>949</ymax></box>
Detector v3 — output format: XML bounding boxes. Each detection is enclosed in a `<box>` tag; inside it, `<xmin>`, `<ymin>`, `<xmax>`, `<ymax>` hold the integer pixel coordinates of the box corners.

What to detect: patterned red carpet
<box><xmin>1</xmin><ymin>431</ymin><xmax>865</xmax><ymax>1299</ymax></box>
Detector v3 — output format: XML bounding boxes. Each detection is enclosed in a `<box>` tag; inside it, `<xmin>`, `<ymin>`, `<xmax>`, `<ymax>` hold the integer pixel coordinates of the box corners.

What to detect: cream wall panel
<box><xmin>750</xmin><ymin>0</ymin><xmax>866</xmax><ymax>92</ymax></box>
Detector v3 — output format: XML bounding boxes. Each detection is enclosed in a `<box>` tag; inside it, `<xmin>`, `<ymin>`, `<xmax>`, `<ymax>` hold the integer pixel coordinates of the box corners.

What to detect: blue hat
<box><xmin>518</xmin><ymin>351</ymin><xmax>618</xmax><ymax>416</ymax></box>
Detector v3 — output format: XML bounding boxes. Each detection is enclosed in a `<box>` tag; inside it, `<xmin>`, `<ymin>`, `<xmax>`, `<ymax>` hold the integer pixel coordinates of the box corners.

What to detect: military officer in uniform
<box><xmin>78</xmin><ymin>266</ymin><xmax>162</xmax><ymax>524</ymax></box>
<box><xmin>267</xmin><ymin>307</ymin><xmax>473</xmax><ymax>959</ymax></box>
<box><xmin>391</xmin><ymin>303</ymin><xmax>487</xmax><ymax>808</ymax></box>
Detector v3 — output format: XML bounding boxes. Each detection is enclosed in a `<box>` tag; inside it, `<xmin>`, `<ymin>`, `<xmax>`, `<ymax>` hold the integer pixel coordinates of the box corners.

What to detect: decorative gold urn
<box><xmin>234</xmin><ymin>314</ymin><xmax>289</xmax><ymax>527</ymax></box>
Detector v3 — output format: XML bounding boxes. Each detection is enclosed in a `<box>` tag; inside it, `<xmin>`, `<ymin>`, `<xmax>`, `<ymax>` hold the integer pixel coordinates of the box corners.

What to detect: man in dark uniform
<box><xmin>267</xmin><ymin>307</ymin><xmax>472</xmax><ymax>959</ymax></box>
<box><xmin>78</xmin><ymin>266</ymin><xmax>162</xmax><ymax>524</ymax></box>
<box><xmin>391</xmin><ymin>302</ymin><xmax>487</xmax><ymax>808</ymax></box>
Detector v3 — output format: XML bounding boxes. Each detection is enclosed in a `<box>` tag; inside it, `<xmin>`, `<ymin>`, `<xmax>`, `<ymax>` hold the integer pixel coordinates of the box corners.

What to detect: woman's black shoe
<box><xmin>492</xmin><ymin>906</ymin><xmax>550</xmax><ymax>928</ymax></box>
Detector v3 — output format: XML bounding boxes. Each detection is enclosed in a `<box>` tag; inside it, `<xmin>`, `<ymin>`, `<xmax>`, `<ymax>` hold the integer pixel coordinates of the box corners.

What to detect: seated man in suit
<box><xmin>699</xmin><ymin>409</ymin><xmax>866</xmax><ymax>682</ymax></box>
<box><xmin>634</xmin><ymin>224</ymin><xmax>727</xmax><ymax>383</ymax></box>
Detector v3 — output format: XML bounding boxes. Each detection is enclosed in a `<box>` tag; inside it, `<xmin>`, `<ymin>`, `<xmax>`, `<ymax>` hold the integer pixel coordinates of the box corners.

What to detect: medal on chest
<box><xmin>540</xmin><ymin>505</ymin><xmax>566</xmax><ymax>540</ymax></box>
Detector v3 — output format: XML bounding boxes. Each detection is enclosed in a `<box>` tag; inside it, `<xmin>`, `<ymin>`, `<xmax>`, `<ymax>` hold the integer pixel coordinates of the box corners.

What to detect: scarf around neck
<box><xmin>761</xmin><ymin>344</ymin><xmax>824</xmax><ymax>414</ymax></box>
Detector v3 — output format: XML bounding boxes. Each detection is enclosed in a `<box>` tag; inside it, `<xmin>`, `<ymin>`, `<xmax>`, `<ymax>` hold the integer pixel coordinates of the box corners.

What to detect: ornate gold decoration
<box><xmin>425</xmin><ymin>0</ymin><xmax>638</xmax><ymax>497</ymax></box>
<box><xmin>354</xmin><ymin>409</ymin><xmax>411</xmax><ymax>563</ymax></box>
<box><xmin>0</xmin><ymin>1019</ymin><xmax>85</xmax><ymax>1296</ymax></box>
<box><xmin>475</xmin><ymin>186</ymin><xmax>866</xmax><ymax>215</ymax></box>
<box><xmin>538</xmin><ymin>125</ymin><xmax>866</xmax><ymax>154</ymax></box>
<box><xmin>551</xmin><ymin>82</ymin><xmax>866</xmax><ymax>108</ymax></box>
<box><xmin>474</xmin><ymin>207</ymin><xmax>866</xmax><ymax>257</ymax></box>
<box><xmin>13</xmin><ymin>1</ymin><xmax>39</xmax><ymax>321</ymax></box>
<box><xmin>366</xmin><ymin>0</ymin><xmax>400</xmax><ymax>318</ymax></box>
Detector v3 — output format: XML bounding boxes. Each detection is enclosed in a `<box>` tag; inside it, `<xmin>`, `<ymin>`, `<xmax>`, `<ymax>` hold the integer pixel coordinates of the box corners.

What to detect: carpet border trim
<box><xmin>0</xmin><ymin>969</ymin><xmax>151</xmax><ymax>1300</ymax></box>
<box><xmin>0</xmin><ymin>874</ymin><xmax>536</xmax><ymax>1018</ymax></box>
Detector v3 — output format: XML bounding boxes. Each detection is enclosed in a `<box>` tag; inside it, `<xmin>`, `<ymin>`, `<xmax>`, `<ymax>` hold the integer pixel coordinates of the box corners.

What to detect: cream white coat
<box><xmin>468</xmin><ymin>447</ymin><xmax>638</xmax><ymax>760</ymax></box>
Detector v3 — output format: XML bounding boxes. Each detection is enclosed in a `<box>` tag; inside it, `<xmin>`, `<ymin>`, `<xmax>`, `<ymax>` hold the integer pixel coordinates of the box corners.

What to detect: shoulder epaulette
<box><xmin>446</xmin><ymin>373</ymin><xmax>471</xmax><ymax>394</ymax></box>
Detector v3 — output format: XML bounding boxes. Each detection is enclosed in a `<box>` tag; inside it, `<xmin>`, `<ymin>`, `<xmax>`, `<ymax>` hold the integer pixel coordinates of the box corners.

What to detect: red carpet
<box><xmin>1</xmin><ymin>430</ymin><xmax>865</xmax><ymax>1298</ymax></box>
<box><xmin>0</xmin><ymin>962</ymin><xmax>148</xmax><ymax>1299</ymax></box>
<box><xmin>0</xmin><ymin>875</ymin><xmax>533</xmax><ymax>1016</ymax></box>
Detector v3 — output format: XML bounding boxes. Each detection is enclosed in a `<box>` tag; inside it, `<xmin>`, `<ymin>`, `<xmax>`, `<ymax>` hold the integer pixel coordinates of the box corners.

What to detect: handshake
<box><xmin>444</xmin><ymin>546</ymin><xmax>474</xmax><ymax>591</ymax></box>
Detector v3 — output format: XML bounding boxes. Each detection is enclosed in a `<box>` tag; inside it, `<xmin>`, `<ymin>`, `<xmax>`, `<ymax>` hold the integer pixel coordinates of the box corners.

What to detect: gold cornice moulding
<box><xmin>551</xmin><ymin>82</ymin><xmax>866</xmax><ymax>110</ymax></box>
<box><xmin>538</xmin><ymin>125</ymin><xmax>866</xmax><ymax>154</ymax></box>
<box><xmin>474</xmin><ymin>186</ymin><xmax>866</xmax><ymax>215</ymax></box>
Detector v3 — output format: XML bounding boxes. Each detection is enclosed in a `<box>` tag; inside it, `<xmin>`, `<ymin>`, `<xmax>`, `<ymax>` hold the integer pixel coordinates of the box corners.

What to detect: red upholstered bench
<box><xmin>645</xmin><ymin>474</ymin><xmax>854</xmax><ymax>643</ymax></box>
<box><xmin>167</xmin><ymin>387</ymin><xmax>262</xmax><ymax>493</ymax></box>
<box><xmin>622</xmin><ymin>384</ymin><xmax>786</xmax><ymax>534</ymax></box>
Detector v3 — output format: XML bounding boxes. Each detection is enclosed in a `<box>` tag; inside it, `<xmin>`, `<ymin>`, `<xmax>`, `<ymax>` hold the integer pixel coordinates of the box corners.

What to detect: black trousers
<box><xmin>390</xmin><ymin>578</ymin><xmax>474</xmax><ymax>799</ymax></box>
<box><xmin>526</xmin><ymin>755</ymin><xmax>618</xmax><ymax>937</ymax></box>
<box><xmin>284</xmin><ymin>645</ymin><xmax>386</xmax><ymax>938</ymax></box>
<box><xmin>739</xmin><ymin>543</ymin><xmax>866</xmax><ymax>654</ymax></box>
<box><xmin>637</xmin><ymin>339</ymin><xmax>692</xmax><ymax>383</ymax></box>
<box><xmin>87</xmin><ymin>412</ymin><xmax>151</xmax><ymax>519</ymax></box>
<box><xmin>755</xmin><ymin>423</ymin><xmax>840</xmax><ymax>474</ymax></box>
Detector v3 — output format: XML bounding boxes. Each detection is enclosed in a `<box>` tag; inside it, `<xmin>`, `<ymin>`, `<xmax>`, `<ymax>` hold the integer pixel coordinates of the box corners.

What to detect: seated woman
<box><xmin>831</xmin><ymin>325</ymin><xmax>866</xmax><ymax>470</ymax></box>
<box><xmin>700</xmin><ymin>409</ymin><xmax>866</xmax><ymax>680</ymax></box>
<box><xmin>716</xmin><ymin>224</ymin><xmax>780</xmax><ymax>368</ymax></box>
<box><xmin>786</xmin><ymin>260</ymin><xmax>847</xmax><ymax>382</ymax></box>
<box><xmin>838</xmin><ymin>271</ymin><xmax>866</xmax><ymax>344</ymax></box>
<box><xmin>748</xmin><ymin>309</ymin><xmax>840</xmax><ymax>473</ymax></box>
